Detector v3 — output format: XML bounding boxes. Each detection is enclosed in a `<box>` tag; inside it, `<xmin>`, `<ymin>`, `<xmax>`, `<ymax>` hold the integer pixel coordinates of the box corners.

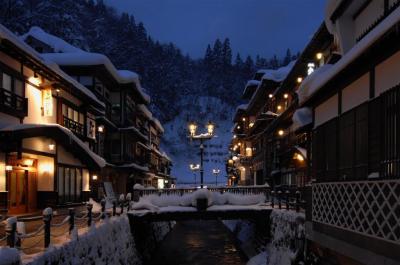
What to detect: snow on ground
<box><xmin>162</xmin><ymin>96</ymin><xmax>234</xmax><ymax>184</ymax></box>
<box><xmin>267</xmin><ymin>209</ymin><xmax>305</xmax><ymax>265</ymax></box>
<box><xmin>131</xmin><ymin>191</ymin><xmax>266</xmax><ymax>211</ymax></box>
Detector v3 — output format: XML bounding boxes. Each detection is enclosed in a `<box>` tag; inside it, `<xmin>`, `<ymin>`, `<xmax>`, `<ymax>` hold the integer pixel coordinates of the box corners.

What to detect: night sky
<box><xmin>107</xmin><ymin>0</ymin><xmax>326</xmax><ymax>59</ymax></box>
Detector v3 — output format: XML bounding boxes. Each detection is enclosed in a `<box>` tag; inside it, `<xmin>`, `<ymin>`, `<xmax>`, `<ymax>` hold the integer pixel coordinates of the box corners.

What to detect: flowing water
<box><xmin>148</xmin><ymin>220</ymin><xmax>247</xmax><ymax>265</ymax></box>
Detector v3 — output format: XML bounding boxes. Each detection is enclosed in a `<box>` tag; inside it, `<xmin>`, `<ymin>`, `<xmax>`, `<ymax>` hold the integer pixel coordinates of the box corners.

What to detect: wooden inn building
<box><xmin>0</xmin><ymin>25</ymin><xmax>172</xmax><ymax>214</ymax></box>
<box><xmin>229</xmin><ymin>0</ymin><xmax>400</xmax><ymax>263</ymax></box>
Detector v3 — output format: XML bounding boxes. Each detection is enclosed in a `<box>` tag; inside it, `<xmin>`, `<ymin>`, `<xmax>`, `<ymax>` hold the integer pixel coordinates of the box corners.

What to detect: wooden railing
<box><xmin>312</xmin><ymin>179</ymin><xmax>400</xmax><ymax>245</ymax></box>
<box><xmin>0</xmin><ymin>87</ymin><xmax>28</xmax><ymax>118</ymax></box>
<box><xmin>62</xmin><ymin>116</ymin><xmax>84</xmax><ymax>136</ymax></box>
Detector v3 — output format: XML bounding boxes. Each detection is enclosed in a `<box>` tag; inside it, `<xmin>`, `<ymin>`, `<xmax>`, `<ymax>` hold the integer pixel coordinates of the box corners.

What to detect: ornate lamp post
<box><xmin>212</xmin><ymin>169</ymin><xmax>221</xmax><ymax>187</ymax></box>
<box><xmin>189</xmin><ymin>163</ymin><xmax>200</xmax><ymax>185</ymax></box>
<box><xmin>188</xmin><ymin>121</ymin><xmax>215</xmax><ymax>188</ymax></box>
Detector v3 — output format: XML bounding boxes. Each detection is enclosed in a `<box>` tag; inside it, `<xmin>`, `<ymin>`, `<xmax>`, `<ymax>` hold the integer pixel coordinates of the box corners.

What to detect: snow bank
<box><xmin>25</xmin><ymin>216</ymin><xmax>141</xmax><ymax>265</ymax></box>
<box><xmin>0</xmin><ymin>247</ymin><xmax>21</xmax><ymax>265</ymax></box>
<box><xmin>292</xmin><ymin>107</ymin><xmax>312</xmax><ymax>131</ymax></box>
<box><xmin>267</xmin><ymin>210</ymin><xmax>305</xmax><ymax>265</ymax></box>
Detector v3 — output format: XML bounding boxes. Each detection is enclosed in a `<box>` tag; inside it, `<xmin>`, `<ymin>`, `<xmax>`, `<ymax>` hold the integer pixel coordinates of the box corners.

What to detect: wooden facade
<box><xmin>0</xmin><ymin>24</ymin><xmax>172</xmax><ymax>214</ymax></box>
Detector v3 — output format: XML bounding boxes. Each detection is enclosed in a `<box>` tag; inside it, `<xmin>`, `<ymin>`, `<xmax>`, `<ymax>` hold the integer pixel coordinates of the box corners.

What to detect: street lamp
<box><xmin>212</xmin><ymin>169</ymin><xmax>221</xmax><ymax>187</ymax></box>
<box><xmin>189</xmin><ymin>163</ymin><xmax>200</xmax><ymax>185</ymax></box>
<box><xmin>188</xmin><ymin>121</ymin><xmax>215</xmax><ymax>188</ymax></box>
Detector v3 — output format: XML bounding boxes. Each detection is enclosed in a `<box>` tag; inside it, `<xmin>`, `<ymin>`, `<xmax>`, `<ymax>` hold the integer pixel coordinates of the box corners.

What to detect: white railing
<box><xmin>312</xmin><ymin>179</ymin><xmax>400</xmax><ymax>245</ymax></box>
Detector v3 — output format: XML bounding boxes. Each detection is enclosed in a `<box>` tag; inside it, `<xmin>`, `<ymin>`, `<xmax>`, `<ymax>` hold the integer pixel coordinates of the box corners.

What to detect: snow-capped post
<box><xmin>112</xmin><ymin>200</ymin><xmax>117</xmax><ymax>216</ymax></box>
<box><xmin>119</xmin><ymin>194</ymin><xmax>125</xmax><ymax>214</ymax></box>
<box><xmin>100</xmin><ymin>199</ymin><xmax>106</xmax><ymax>219</ymax></box>
<box><xmin>296</xmin><ymin>190</ymin><xmax>301</xmax><ymax>212</ymax></box>
<box><xmin>6</xmin><ymin>217</ymin><xmax>17</xmax><ymax>247</ymax></box>
<box><xmin>278</xmin><ymin>190</ymin><xmax>282</xmax><ymax>209</ymax></box>
<box><xmin>271</xmin><ymin>190</ymin><xmax>275</xmax><ymax>208</ymax></box>
<box><xmin>68</xmin><ymin>208</ymin><xmax>75</xmax><ymax>234</ymax></box>
<box><xmin>87</xmin><ymin>203</ymin><xmax>93</xmax><ymax>227</ymax></box>
<box><xmin>286</xmin><ymin>190</ymin><xmax>290</xmax><ymax>210</ymax></box>
<box><xmin>126</xmin><ymin>193</ymin><xmax>132</xmax><ymax>211</ymax></box>
<box><xmin>43</xmin><ymin>207</ymin><xmax>53</xmax><ymax>248</ymax></box>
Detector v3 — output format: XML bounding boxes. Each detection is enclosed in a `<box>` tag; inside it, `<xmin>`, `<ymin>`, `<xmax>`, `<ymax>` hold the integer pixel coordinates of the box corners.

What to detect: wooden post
<box><xmin>113</xmin><ymin>201</ymin><xmax>117</xmax><ymax>216</ymax></box>
<box><xmin>286</xmin><ymin>190</ymin><xmax>290</xmax><ymax>210</ymax></box>
<box><xmin>278</xmin><ymin>190</ymin><xmax>282</xmax><ymax>209</ymax></box>
<box><xmin>68</xmin><ymin>208</ymin><xmax>75</xmax><ymax>234</ymax></box>
<box><xmin>87</xmin><ymin>203</ymin><xmax>93</xmax><ymax>227</ymax></box>
<box><xmin>101</xmin><ymin>199</ymin><xmax>106</xmax><ymax>219</ymax></box>
<box><xmin>6</xmin><ymin>217</ymin><xmax>17</xmax><ymax>248</ymax></box>
<box><xmin>296</xmin><ymin>190</ymin><xmax>301</xmax><ymax>212</ymax></box>
<box><xmin>43</xmin><ymin>208</ymin><xmax>53</xmax><ymax>248</ymax></box>
<box><xmin>271</xmin><ymin>190</ymin><xmax>275</xmax><ymax>208</ymax></box>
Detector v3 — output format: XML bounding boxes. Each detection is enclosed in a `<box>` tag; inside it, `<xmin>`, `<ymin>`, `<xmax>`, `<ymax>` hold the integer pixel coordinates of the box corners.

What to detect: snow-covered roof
<box><xmin>151</xmin><ymin>117</ymin><xmax>164</xmax><ymax>133</ymax></box>
<box><xmin>258</xmin><ymin>61</ymin><xmax>296</xmax><ymax>83</ymax></box>
<box><xmin>325</xmin><ymin>0</ymin><xmax>343</xmax><ymax>34</ymax></box>
<box><xmin>119</xmin><ymin>126</ymin><xmax>148</xmax><ymax>140</ymax></box>
<box><xmin>0</xmin><ymin>24</ymin><xmax>104</xmax><ymax>108</ymax></box>
<box><xmin>298</xmin><ymin>6</ymin><xmax>400</xmax><ymax>105</ymax></box>
<box><xmin>21</xmin><ymin>26</ymin><xmax>149</xmax><ymax>102</ymax></box>
<box><xmin>292</xmin><ymin>107</ymin><xmax>312</xmax><ymax>131</ymax></box>
<box><xmin>137</xmin><ymin>104</ymin><xmax>153</xmax><ymax>120</ymax></box>
<box><xmin>236</xmin><ymin>104</ymin><xmax>248</xmax><ymax>112</ymax></box>
<box><xmin>0</xmin><ymin>123</ymin><xmax>106</xmax><ymax>168</ymax></box>
<box><xmin>114</xmin><ymin>162</ymin><xmax>149</xmax><ymax>172</ymax></box>
<box><xmin>294</xmin><ymin>146</ymin><xmax>307</xmax><ymax>159</ymax></box>
<box><xmin>21</xmin><ymin>26</ymin><xmax>82</xmax><ymax>53</ymax></box>
<box><xmin>161</xmin><ymin>149</ymin><xmax>172</xmax><ymax>162</ymax></box>
<box><xmin>242</xmin><ymin>80</ymin><xmax>260</xmax><ymax>98</ymax></box>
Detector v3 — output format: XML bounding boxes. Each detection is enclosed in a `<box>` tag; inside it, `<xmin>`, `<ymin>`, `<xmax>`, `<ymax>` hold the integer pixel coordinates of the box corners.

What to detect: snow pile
<box><xmin>0</xmin><ymin>247</ymin><xmax>21</xmax><ymax>265</ymax></box>
<box><xmin>292</xmin><ymin>107</ymin><xmax>312</xmax><ymax>130</ymax></box>
<box><xmin>247</xmin><ymin>251</ymin><xmax>268</xmax><ymax>265</ymax></box>
<box><xmin>258</xmin><ymin>61</ymin><xmax>296</xmax><ymax>83</ymax></box>
<box><xmin>134</xmin><ymin>191</ymin><xmax>266</xmax><ymax>210</ymax></box>
<box><xmin>226</xmin><ymin>193</ymin><xmax>265</xmax><ymax>206</ymax></box>
<box><xmin>267</xmin><ymin>210</ymin><xmax>305</xmax><ymax>265</ymax></box>
<box><xmin>25</xmin><ymin>216</ymin><xmax>141</xmax><ymax>265</ymax></box>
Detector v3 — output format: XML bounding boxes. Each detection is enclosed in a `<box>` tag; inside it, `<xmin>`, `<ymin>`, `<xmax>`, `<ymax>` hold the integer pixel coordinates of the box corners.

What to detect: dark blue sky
<box><xmin>107</xmin><ymin>0</ymin><xmax>326</xmax><ymax>59</ymax></box>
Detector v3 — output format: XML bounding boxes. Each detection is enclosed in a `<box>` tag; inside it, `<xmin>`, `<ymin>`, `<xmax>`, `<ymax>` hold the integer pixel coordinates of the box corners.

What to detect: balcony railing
<box><xmin>0</xmin><ymin>88</ymin><xmax>28</xmax><ymax>118</ymax></box>
<box><xmin>356</xmin><ymin>1</ymin><xmax>400</xmax><ymax>42</ymax></box>
<box><xmin>63</xmin><ymin>116</ymin><xmax>84</xmax><ymax>136</ymax></box>
<box><xmin>312</xmin><ymin>180</ymin><xmax>400</xmax><ymax>245</ymax></box>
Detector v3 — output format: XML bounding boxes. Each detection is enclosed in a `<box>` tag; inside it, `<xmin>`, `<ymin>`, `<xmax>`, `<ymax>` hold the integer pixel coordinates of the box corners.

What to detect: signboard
<box><xmin>42</xmin><ymin>89</ymin><xmax>53</xmax><ymax>117</ymax></box>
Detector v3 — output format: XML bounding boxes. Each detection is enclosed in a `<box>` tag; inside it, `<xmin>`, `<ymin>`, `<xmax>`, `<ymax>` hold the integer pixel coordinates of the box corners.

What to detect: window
<box><xmin>2</xmin><ymin>73</ymin><xmax>12</xmax><ymax>91</ymax></box>
<box><xmin>58</xmin><ymin>166</ymin><xmax>84</xmax><ymax>203</ymax></box>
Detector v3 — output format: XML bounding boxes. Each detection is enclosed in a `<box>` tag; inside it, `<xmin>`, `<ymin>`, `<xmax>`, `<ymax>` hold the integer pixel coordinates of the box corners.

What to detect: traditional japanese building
<box><xmin>298</xmin><ymin>1</ymin><xmax>400</xmax><ymax>263</ymax></box>
<box><xmin>0</xmin><ymin>24</ymin><xmax>106</xmax><ymax>213</ymax></box>
<box><xmin>0</xmin><ymin>24</ymin><xmax>173</xmax><ymax>214</ymax></box>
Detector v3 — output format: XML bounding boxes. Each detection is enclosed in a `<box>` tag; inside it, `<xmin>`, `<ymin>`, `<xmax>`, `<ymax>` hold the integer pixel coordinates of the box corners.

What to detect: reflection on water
<box><xmin>148</xmin><ymin>220</ymin><xmax>247</xmax><ymax>265</ymax></box>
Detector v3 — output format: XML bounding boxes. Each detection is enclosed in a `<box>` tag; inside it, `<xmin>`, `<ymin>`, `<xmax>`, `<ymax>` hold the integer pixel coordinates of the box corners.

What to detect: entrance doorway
<box><xmin>7</xmin><ymin>169</ymin><xmax>38</xmax><ymax>214</ymax></box>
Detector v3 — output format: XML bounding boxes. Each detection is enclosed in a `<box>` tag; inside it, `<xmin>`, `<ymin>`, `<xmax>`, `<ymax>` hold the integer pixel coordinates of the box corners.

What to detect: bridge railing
<box><xmin>136</xmin><ymin>186</ymin><xmax>270</xmax><ymax>197</ymax></box>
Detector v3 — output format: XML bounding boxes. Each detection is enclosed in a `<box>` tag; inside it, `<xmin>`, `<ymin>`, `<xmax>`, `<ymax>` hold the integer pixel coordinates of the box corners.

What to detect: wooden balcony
<box><xmin>62</xmin><ymin>116</ymin><xmax>84</xmax><ymax>136</ymax></box>
<box><xmin>0</xmin><ymin>87</ymin><xmax>28</xmax><ymax>118</ymax></box>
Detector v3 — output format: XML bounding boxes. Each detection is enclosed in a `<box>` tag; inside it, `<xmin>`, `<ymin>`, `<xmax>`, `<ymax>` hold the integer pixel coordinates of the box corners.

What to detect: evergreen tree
<box><xmin>283</xmin><ymin>48</ymin><xmax>292</xmax><ymax>65</ymax></box>
<box><xmin>222</xmin><ymin>38</ymin><xmax>232</xmax><ymax>67</ymax></box>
